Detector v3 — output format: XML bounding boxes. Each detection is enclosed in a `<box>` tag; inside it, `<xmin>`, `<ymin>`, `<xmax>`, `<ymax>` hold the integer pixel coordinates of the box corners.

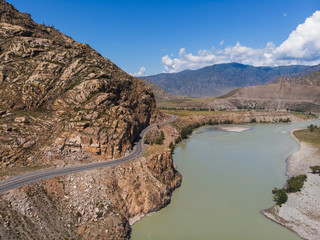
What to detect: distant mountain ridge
<box><xmin>228</xmin><ymin>70</ymin><xmax>320</xmax><ymax>112</ymax></box>
<box><xmin>144</xmin><ymin>63</ymin><xmax>314</xmax><ymax>97</ymax></box>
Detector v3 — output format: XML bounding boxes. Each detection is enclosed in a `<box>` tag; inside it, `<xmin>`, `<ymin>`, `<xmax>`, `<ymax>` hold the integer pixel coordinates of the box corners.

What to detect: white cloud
<box><xmin>220</xmin><ymin>40</ymin><xmax>224</xmax><ymax>45</ymax></box>
<box><xmin>132</xmin><ymin>67</ymin><xmax>146</xmax><ymax>77</ymax></box>
<box><xmin>283</xmin><ymin>12</ymin><xmax>287</xmax><ymax>17</ymax></box>
<box><xmin>276</xmin><ymin>11</ymin><xmax>320</xmax><ymax>61</ymax></box>
<box><xmin>162</xmin><ymin>10</ymin><xmax>320</xmax><ymax>73</ymax></box>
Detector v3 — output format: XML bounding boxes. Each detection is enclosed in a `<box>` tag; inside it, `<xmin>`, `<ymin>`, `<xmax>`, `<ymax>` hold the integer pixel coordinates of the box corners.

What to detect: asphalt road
<box><xmin>0</xmin><ymin>114</ymin><xmax>177</xmax><ymax>193</ymax></box>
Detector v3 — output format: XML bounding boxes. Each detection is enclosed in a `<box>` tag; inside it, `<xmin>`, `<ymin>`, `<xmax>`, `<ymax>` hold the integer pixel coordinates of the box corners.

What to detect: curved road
<box><xmin>0</xmin><ymin>114</ymin><xmax>177</xmax><ymax>193</ymax></box>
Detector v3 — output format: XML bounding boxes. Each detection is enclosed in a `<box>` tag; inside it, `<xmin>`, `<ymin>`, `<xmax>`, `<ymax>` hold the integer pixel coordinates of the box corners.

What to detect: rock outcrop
<box><xmin>0</xmin><ymin>2</ymin><xmax>183</xmax><ymax>239</ymax></box>
<box><xmin>0</xmin><ymin>0</ymin><xmax>160</xmax><ymax>170</ymax></box>
<box><xmin>0</xmin><ymin>151</ymin><xmax>182</xmax><ymax>240</ymax></box>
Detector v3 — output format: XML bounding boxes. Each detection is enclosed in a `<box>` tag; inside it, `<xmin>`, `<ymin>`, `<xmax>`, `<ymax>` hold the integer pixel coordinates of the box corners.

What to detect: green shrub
<box><xmin>222</xmin><ymin>119</ymin><xmax>234</xmax><ymax>124</ymax></box>
<box><xmin>307</xmin><ymin>124</ymin><xmax>318</xmax><ymax>132</ymax></box>
<box><xmin>250</xmin><ymin>118</ymin><xmax>257</xmax><ymax>123</ymax></box>
<box><xmin>207</xmin><ymin>119</ymin><xmax>214</xmax><ymax>125</ymax></box>
<box><xmin>180</xmin><ymin>125</ymin><xmax>193</xmax><ymax>139</ymax></box>
<box><xmin>155</xmin><ymin>131</ymin><xmax>165</xmax><ymax>145</ymax></box>
<box><xmin>286</xmin><ymin>174</ymin><xmax>307</xmax><ymax>193</ymax></box>
<box><xmin>272</xmin><ymin>187</ymin><xmax>288</xmax><ymax>206</ymax></box>
<box><xmin>310</xmin><ymin>165</ymin><xmax>320</xmax><ymax>174</ymax></box>
<box><xmin>272</xmin><ymin>174</ymin><xmax>307</xmax><ymax>207</ymax></box>
<box><xmin>169</xmin><ymin>141</ymin><xmax>175</xmax><ymax>153</ymax></box>
<box><xmin>175</xmin><ymin>136</ymin><xmax>181</xmax><ymax>144</ymax></box>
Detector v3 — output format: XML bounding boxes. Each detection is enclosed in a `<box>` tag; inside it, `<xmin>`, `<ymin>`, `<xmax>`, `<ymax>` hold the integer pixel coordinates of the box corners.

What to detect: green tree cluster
<box><xmin>272</xmin><ymin>188</ymin><xmax>288</xmax><ymax>207</ymax></box>
<box><xmin>278</xmin><ymin>118</ymin><xmax>291</xmax><ymax>123</ymax></box>
<box><xmin>286</xmin><ymin>174</ymin><xmax>307</xmax><ymax>193</ymax></box>
<box><xmin>155</xmin><ymin>131</ymin><xmax>165</xmax><ymax>145</ymax></box>
<box><xmin>272</xmin><ymin>174</ymin><xmax>307</xmax><ymax>206</ymax></box>
<box><xmin>307</xmin><ymin>124</ymin><xmax>318</xmax><ymax>132</ymax></box>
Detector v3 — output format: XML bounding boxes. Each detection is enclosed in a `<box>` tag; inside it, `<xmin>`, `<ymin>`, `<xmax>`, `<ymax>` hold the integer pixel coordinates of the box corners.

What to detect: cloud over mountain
<box><xmin>162</xmin><ymin>11</ymin><xmax>320</xmax><ymax>73</ymax></box>
<box><xmin>132</xmin><ymin>67</ymin><xmax>147</xmax><ymax>76</ymax></box>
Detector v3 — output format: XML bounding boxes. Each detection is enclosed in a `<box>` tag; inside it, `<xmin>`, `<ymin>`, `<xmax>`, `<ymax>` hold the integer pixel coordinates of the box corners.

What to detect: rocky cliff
<box><xmin>0</xmin><ymin>151</ymin><xmax>182</xmax><ymax>240</ymax></box>
<box><xmin>0</xmin><ymin>0</ymin><xmax>160</xmax><ymax>171</ymax></box>
<box><xmin>0</xmin><ymin>1</ymin><xmax>183</xmax><ymax>239</ymax></box>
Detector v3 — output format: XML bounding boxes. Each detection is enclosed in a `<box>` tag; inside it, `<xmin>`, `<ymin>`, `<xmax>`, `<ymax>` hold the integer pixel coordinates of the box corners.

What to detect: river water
<box><xmin>132</xmin><ymin>120</ymin><xmax>320</xmax><ymax>240</ymax></box>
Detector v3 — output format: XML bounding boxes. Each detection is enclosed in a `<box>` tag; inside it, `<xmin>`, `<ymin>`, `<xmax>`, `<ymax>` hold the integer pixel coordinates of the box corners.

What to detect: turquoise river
<box><xmin>132</xmin><ymin>119</ymin><xmax>320</xmax><ymax>240</ymax></box>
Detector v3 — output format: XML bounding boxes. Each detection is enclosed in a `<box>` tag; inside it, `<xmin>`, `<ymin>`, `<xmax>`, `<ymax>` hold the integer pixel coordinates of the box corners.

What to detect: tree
<box><xmin>250</xmin><ymin>118</ymin><xmax>257</xmax><ymax>123</ymax></box>
<box><xmin>180</xmin><ymin>125</ymin><xmax>193</xmax><ymax>139</ymax></box>
<box><xmin>175</xmin><ymin>136</ymin><xmax>181</xmax><ymax>144</ymax></box>
<box><xmin>307</xmin><ymin>124</ymin><xmax>318</xmax><ymax>132</ymax></box>
<box><xmin>272</xmin><ymin>188</ymin><xmax>288</xmax><ymax>206</ymax></box>
<box><xmin>286</xmin><ymin>174</ymin><xmax>307</xmax><ymax>193</ymax></box>
<box><xmin>155</xmin><ymin>131</ymin><xmax>165</xmax><ymax>145</ymax></box>
<box><xmin>169</xmin><ymin>141</ymin><xmax>175</xmax><ymax>153</ymax></box>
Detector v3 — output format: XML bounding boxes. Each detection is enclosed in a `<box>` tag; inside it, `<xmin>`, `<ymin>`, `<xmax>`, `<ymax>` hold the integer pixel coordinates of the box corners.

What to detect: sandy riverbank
<box><xmin>220</xmin><ymin>127</ymin><xmax>250</xmax><ymax>133</ymax></box>
<box><xmin>263</xmin><ymin>130</ymin><xmax>320</xmax><ymax>240</ymax></box>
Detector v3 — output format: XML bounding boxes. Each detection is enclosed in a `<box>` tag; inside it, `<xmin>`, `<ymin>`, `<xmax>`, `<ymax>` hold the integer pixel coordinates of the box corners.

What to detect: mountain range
<box><xmin>143</xmin><ymin>63</ymin><xmax>317</xmax><ymax>97</ymax></box>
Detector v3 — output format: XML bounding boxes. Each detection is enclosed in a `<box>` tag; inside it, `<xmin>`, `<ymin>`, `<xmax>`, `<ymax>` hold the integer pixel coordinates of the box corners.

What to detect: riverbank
<box><xmin>133</xmin><ymin>110</ymin><xmax>317</xmax><ymax>239</ymax></box>
<box><xmin>263</xmin><ymin>128</ymin><xmax>320</xmax><ymax>240</ymax></box>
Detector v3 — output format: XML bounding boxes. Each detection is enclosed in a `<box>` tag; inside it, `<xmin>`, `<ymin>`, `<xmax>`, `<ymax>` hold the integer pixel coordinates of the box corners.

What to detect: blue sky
<box><xmin>7</xmin><ymin>0</ymin><xmax>320</xmax><ymax>75</ymax></box>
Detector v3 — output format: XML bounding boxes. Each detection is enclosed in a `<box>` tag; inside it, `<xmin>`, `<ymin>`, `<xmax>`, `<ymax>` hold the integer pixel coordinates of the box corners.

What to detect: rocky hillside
<box><xmin>0</xmin><ymin>0</ymin><xmax>160</xmax><ymax>170</ymax></box>
<box><xmin>0</xmin><ymin>1</ymin><xmax>183</xmax><ymax>239</ymax></box>
<box><xmin>276</xmin><ymin>70</ymin><xmax>320</xmax><ymax>86</ymax></box>
<box><xmin>143</xmin><ymin>63</ymin><xmax>311</xmax><ymax>97</ymax></box>
<box><xmin>271</xmin><ymin>63</ymin><xmax>320</xmax><ymax>82</ymax></box>
<box><xmin>139</xmin><ymin>77</ymin><xmax>177</xmax><ymax>102</ymax></box>
<box><xmin>0</xmin><ymin>150</ymin><xmax>181</xmax><ymax>240</ymax></box>
<box><xmin>227</xmin><ymin>71</ymin><xmax>320</xmax><ymax>112</ymax></box>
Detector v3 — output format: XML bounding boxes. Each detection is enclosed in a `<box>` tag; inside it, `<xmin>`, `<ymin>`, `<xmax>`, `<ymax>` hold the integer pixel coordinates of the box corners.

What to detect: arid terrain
<box><xmin>263</xmin><ymin>128</ymin><xmax>320</xmax><ymax>240</ymax></box>
<box><xmin>0</xmin><ymin>1</ymin><xmax>181</xmax><ymax>239</ymax></box>
<box><xmin>0</xmin><ymin>0</ymin><xmax>320</xmax><ymax>239</ymax></box>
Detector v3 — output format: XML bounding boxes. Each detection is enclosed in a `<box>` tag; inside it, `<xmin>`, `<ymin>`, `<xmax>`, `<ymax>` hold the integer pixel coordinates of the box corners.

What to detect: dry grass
<box><xmin>158</xmin><ymin>97</ymin><xmax>217</xmax><ymax>108</ymax></box>
<box><xmin>292</xmin><ymin>113</ymin><xmax>318</xmax><ymax>120</ymax></box>
<box><xmin>143</xmin><ymin>144</ymin><xmax>167</xmax><ymax>158</ymax></box>
<box><xmin>294</xmin><ymin>128</ymin><xmax>320</xmax><ymax>148</ymax></box>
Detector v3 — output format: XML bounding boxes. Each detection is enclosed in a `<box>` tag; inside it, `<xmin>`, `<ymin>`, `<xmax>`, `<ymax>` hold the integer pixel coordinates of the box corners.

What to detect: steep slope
<box><xmin>0</xmin><ymin>0</ymin><xmax>159</xmax><ymax>170</ymax></box>
<box><xmin>228</xmin><ymin>71</ymin><xmax>320</xmax><ymax>112</ymax></box>
<box><xmin>0</xmin><ymin>1</ymin><xmax>182</xmax><ymax>240</ymax></box>
<box><xmin>276</xmin><ymin>70</ymin><xmax>320</xmax><ymax>86</ymax></box>
<box><xmin>139</xmin><ymin>78</ymin><xmax>177</xmax><ymax>102</ymax></box>
<box><xmin>270</xmin><ymin>64</ymin><xmax>320</xmax><ymax>82</ymax></box>
<box><xmin>143</xmin><ymin>63</ymin><xmax>311</xmax><ymax>97</ymax></box>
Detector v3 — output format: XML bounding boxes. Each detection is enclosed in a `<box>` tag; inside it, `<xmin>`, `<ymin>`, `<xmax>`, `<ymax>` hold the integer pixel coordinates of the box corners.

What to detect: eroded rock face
<box><xmin>0</xmin><ymin>2</ymin><xmax>182</xmax><ymax>239</ymax></box>
<box><xmin>0</xmin><ymin>152</ymin><xmax>182</xmax><ymax>240</ymax></box>
<box><xmin>0</xmin><ymin>0</ymin><xmax>159</xmax><ymax>170</ymax></box>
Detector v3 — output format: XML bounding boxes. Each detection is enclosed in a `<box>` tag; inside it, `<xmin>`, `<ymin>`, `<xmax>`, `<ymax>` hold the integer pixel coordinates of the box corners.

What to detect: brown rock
<box><xmin>14</xmin><ymin>117</ymin><xmax>29</xmax><ymax>123</ymax></box>
<box><xmin>82</xmin><ymin>146</ymin><xmax>101</xmax><ymax>155</ymax></box>
<box><xmin>75</xmin><ymin>122</ymin><xmax>89</xmax><ymax>131</ymax></box>
<box><xmin>80</xmin><ymin>136</ymin><xmax>92</xmax><ymax>146</ymax></box>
